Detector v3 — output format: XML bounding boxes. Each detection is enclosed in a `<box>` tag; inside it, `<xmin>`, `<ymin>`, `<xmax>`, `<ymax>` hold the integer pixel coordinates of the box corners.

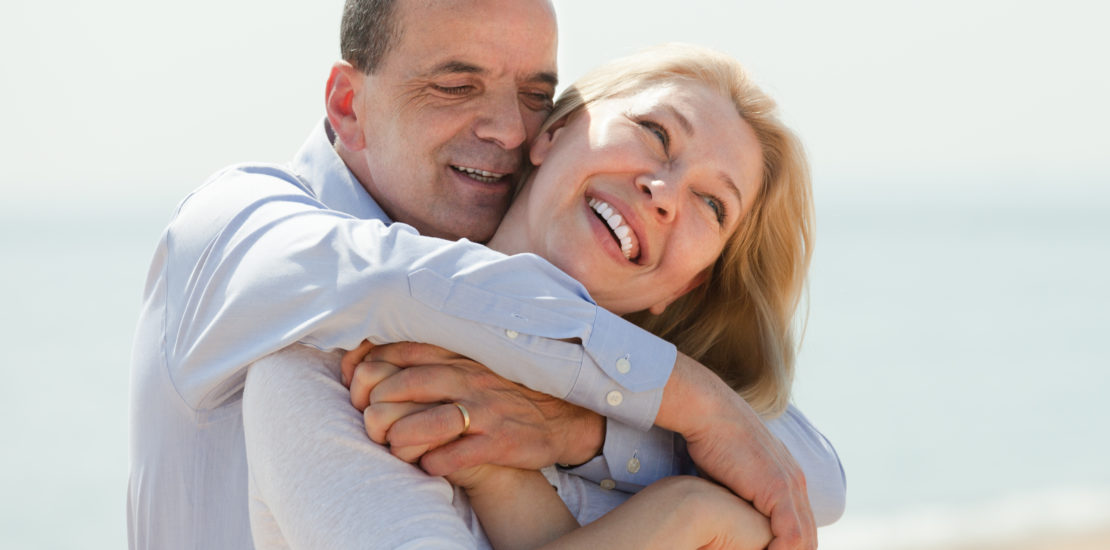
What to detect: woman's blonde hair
<box><xmin>542</xmin><ymin>44</ymin><xmax>814</xmax><ymax>417</ymax></box>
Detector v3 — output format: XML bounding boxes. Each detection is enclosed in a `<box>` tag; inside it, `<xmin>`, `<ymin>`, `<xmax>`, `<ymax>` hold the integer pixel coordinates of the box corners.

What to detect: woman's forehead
<box><xmin>596</xmin><ymin>79</ymin><xmax>722</xmax><ymax>115</ymax></box>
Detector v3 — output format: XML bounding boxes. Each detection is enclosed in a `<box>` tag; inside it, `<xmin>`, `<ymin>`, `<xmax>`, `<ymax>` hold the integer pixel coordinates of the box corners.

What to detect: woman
<box><xmin>246</xmin><ymin>43</ymin><xmax>815</xmax><ymax>549</ymax></box>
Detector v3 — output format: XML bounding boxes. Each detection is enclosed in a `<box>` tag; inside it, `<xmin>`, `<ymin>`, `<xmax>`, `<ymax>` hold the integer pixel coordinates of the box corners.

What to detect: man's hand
<box><xmin>343</xmin><ymin>342</ymin><xmax>604</xmax><ymax>475</ymax></box>
<box><xmin>656</xmin><ymin>353</ymin><xmax>816</xmax><ymax>550</ymax></box>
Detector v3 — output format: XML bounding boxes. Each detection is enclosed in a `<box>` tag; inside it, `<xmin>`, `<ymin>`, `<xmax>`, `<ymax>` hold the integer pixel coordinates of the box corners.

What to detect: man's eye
<box><xmin>640</xmin><ymin>120</ymin><xmax>670</xmax><ymax>152</ymax></box>
<box><xmin>433</xmin><ymin>84</ymin><xmax>474</xmax><ymax>96</ymax></box>
<box><xmin>521</xmin><ymin>91</ymin><xmax>554</xmax><ymax>111</ymax></box>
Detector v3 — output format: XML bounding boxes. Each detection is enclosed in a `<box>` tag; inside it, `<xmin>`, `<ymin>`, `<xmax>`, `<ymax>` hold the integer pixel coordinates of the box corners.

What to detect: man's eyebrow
<box><xmin>425</xmin><ymin>60</ymin><xmax>486</xmax><ymax>77</ymax></box>
<box><xmin>423</xmin><ymin>62</ymin><xmax>557</xmax><ymax>89</ymax></box>
<box><xmin>528</xmin><ymin>71</ymin><xmax>558</xmax><ymax>89</ymax></box>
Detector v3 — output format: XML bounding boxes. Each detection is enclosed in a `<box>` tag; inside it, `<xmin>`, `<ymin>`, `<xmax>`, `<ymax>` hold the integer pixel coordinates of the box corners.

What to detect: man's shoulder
<box><xmin>197</xmin><ymin>160</ymin><xmax>314</xmax><ymax>199</ymax></box>
<box><xmin>174</xmin><ymin>161</ymin><xmax>317</xmax><ymax>215</ymax></box>
<box><xmin>162</xmin><ymin>160</ymin><xmax>323</xmax><ymax>245</ymax></box>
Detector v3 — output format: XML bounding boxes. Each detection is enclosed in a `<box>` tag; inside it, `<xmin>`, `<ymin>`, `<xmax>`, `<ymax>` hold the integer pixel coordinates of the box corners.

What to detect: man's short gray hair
<box><xmin>340</xmin><ymin>0</ymin><xmax>403</xmax><ymax>74</ymax></box>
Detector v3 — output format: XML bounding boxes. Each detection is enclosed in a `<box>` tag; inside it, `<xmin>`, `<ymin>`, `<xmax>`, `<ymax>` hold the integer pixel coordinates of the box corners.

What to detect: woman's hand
<box><xmin>340</xmin><ymin>339</ymin><xmax>376</xmax><ymax>388</ymax></box>
<box><xmin>656</xmin><ymin>353</ymin><xmax>815</xmax><ymax>550</ymax></box>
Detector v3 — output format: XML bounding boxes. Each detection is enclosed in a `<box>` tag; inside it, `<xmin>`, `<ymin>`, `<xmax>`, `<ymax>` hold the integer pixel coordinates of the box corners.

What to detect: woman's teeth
<box><xmin>452</xmin><ymin>165</ymin><xmax>505</xmax><ymax>183</ymax></box>
<box><xmin>589</xmin><ymin>198</ymin><xmax>638</xmax><ymax>261</ymax></box>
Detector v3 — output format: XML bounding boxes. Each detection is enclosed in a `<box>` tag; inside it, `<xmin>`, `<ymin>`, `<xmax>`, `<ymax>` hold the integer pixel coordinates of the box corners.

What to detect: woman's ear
<box><xmin>648</xmin><ymin>271</ymin><xmax>708</xmax><ymax>316</ymax></box>
<box><xmin>528</xmin><ymin>117</ymin><xmax>567</xmax><ymax>166</ymax></box>
<box><xmin>325</xmin><ymin>61</ymin><xmax>366</xmax><ymax>151</ymax></box>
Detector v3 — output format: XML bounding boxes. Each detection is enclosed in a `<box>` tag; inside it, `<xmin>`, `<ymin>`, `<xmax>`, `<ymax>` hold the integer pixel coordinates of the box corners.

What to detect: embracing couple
<box><xmin>128</xmin><ymin>1</ymin><xmax>845</xmax><ymax>548</ymax></box>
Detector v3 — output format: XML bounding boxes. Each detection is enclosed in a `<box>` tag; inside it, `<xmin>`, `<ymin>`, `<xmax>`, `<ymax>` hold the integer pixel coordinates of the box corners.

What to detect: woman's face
<box><xmin>489</xmin><ymin>80</ymin><xmax>763</xmax><ymax>315</ymax></box>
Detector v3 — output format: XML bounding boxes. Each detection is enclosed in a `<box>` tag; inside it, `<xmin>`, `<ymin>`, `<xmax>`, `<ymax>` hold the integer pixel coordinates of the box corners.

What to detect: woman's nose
<box><xmin>635</xmin><ymin>173</ymin><xmax>678</xmax><ymax>223</ymax></box>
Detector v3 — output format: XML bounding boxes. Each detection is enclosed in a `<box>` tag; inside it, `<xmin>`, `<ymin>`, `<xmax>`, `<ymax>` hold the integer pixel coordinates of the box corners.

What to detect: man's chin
<box><xmin>424</xmin><ymin>208</ymin><xmax>505</xmax><ymax>243</ymax></box>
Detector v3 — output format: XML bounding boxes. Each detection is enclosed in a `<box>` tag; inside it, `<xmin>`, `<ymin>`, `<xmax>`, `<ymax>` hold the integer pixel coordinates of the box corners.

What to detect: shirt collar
<box><xmin>289</xmin><ymin>118</ymin><xmax>392</xmax><ymax>222</ymax></box>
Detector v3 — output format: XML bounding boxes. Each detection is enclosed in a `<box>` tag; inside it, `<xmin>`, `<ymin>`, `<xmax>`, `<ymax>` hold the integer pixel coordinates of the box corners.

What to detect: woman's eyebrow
<box><xmin>718</xmin><ymin>172</ymin><xmax>743</xmax><ymax>210</ymax></box>
<box><xmin>664</xmin><ymin>104</ymin><xmax>695</xmax><ymax>136</ymax></box>
<box><xmin>665</xmin><ymin>105</ymin><xmax>742</xmax><ymax>208</ymax></box>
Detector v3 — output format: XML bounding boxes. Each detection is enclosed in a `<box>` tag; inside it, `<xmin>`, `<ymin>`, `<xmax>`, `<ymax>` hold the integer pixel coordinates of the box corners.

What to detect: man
<box><xmin>128</xmin><ymin>0</ymin><xmax>841</xmax><ymax>548</ymax></box>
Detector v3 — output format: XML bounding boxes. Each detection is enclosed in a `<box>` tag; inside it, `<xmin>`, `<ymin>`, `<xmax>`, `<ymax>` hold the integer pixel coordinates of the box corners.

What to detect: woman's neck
<box><xmin>485</xmin><ymin>187</ymin><xmax>533</xmax><ymax>256</ymax></box>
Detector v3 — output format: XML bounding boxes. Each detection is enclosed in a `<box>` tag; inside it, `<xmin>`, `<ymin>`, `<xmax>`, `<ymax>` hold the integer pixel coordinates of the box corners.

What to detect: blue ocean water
<box><xmin>794</xmin><ymin>183</ymin><xmax>1110</xmax><ymax>547</ymax></box>
<box><xmin>1</xmin><ymin>183</ymin><xmax>1107</xmax><ymax>548</ymax></box>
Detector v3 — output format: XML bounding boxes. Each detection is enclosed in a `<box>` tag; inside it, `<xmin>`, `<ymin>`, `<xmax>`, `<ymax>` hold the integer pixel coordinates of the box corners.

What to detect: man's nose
<box><xmin>474</xmin><ymin>90</ymin><xmax>527</xmax><ymax>150</ymax></box>
<box><xmin>636</xmin><ymin>173</ymin><xmax>680</xmax><ymax>223</ymax></box>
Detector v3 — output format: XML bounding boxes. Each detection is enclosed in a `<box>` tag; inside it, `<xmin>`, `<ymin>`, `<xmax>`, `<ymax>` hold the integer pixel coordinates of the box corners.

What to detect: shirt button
<box><xmin>606</xmin><ymin>390</ymin><xmax>623</xmax><ymax>407</ymax></box>
<box><xmin>615</xmin><ymin>357</ymin><xmax>631</xmax><ymax>374</ymax></box>
<box><xmin>626</xmin><ymin>457</ymin><xmax>641</xmax><ymax>474</ymax></box>
<box><xmin>600</xmin><ymin>479</ymin><xmax>616</xmax><ymax>490</ymax></box>
<box><xmin>504</xmin><ymin>329</ymin><xmax>519</xmax><ymax>339</ymax></box>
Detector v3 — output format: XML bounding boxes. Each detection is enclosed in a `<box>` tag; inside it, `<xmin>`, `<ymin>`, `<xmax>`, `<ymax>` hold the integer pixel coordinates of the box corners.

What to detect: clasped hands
<box><xmin>340</xmin><ymin>340</ymin><xmax>604</xmax><ymax>475</ymax></box>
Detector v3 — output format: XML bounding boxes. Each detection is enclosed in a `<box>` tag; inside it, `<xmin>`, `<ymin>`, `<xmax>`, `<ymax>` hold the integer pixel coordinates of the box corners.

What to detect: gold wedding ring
<box><xmin>453</xmin><ymin>402</ymin><xmax>471</xmax><ymax>435</ymax></box>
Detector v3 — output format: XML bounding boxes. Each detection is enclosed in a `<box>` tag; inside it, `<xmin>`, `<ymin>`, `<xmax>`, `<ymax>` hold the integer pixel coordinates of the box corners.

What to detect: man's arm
<box><xmin>162</xmin><ymin>164</ymin><xmax>672</xmax><ymax>430</ymax></box>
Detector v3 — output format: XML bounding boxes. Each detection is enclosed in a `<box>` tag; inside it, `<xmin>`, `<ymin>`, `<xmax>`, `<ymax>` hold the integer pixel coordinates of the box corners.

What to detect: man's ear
<box><xmin>648</xmin><ymin>271</ymin><xmax>708</xmax><ymax>316</ymax></box>
<box><xmin>528</xmin><ymin>116</ymin><xmax>568</xmax><ymax>166</ymax></box>
<box><xmin>325</xmin><ymin>61</ymin><xmax>366</xmax><ymax>151</ymax></box>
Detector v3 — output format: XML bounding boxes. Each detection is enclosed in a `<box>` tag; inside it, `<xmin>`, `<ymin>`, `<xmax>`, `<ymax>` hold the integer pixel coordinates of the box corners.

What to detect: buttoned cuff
<box><xmin>585</xmin><ymin>308</ymin><xmax>675</xmax><ymax>392</ymax></box>
<box><xmin>560</xmin><ymin>419</ymin><xmax>677</xmax><ymax>493</ymax></box>
<box><xmin>564</xmin><ymin>308</ymin><xmax>675</xmax><ymax>429</ymax></box>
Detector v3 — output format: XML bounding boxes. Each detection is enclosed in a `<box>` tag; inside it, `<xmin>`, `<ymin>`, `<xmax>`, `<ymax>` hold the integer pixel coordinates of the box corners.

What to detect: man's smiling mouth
<box><xmin>451</xmin><ymin>165</ymin><xmax>509</xmax><ymax>184</ymax></box>
<box><xmin>589</xmin><ymin>198</ymin><xmax>640</xmax><ymax>262</ymax></box>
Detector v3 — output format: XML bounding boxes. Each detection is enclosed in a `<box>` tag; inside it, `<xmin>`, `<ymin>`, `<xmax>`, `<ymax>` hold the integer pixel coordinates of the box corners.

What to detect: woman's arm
<box><xmin>455</xmin><ymin>466</ymin><xmax>771</xmax><ymax>550</ymax></box>
<box><xmin>449</xmin><ymin>465</ymin><xmax>580</xmax><ymax>550</ymax></box>
<box><xmin>544</xmin><ymin>476</ymin><xmax>771</xmax><ymax>550</ymax></box>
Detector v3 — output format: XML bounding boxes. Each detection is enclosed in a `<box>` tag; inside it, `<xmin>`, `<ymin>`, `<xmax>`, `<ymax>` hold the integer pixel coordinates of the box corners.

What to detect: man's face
<box><xmin>350</xmin><ymin>0</ymin><xmax>558</xmax><ymax>241</ymax></box>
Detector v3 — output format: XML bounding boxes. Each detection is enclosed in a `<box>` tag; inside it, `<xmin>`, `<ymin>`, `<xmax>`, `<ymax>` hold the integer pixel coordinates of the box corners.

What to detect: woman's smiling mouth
<box><xmin>588</xmin><ymin>198</ymin><xmax>640</xmax><ymax>262</ymax></box>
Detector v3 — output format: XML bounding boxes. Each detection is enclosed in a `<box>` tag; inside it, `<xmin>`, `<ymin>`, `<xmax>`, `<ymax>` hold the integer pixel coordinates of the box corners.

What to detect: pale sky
<box><xmin>2</xmin><ymin>0</ymin><xmax>1107</xmax><ymax>208</ymax></box>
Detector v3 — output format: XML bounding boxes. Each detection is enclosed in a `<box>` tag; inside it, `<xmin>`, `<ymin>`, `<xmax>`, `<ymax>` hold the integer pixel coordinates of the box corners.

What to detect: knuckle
<box><xmin>363</xmin><ymin>409</ymin><xmax>386</xmax><ymax>442</ymax></box>
<box><xmin>766</xmin><ymin>474</ymin><xmax>789</xmax><ymax>497</ymax></box>
<box><xmin>433</xmin><ymin>405</ymin><xmax>458</xmax><ymax>435</ymax></box>
<box><xmin>397</xmin><ymin>342</ymin><xmax>418</xmax><ymax>363</ymax></box>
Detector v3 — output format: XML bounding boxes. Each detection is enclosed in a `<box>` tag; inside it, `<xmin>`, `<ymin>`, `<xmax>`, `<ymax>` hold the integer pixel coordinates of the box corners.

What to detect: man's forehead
<box><xmin>390</xmin><ymin>0</ymin><xmax>558</xmax><ymax>83</ymax></box>
<box><xmin>395</xmin><ymin>0</ymin><xmax>557</xmax><ymax>36</ymax></box>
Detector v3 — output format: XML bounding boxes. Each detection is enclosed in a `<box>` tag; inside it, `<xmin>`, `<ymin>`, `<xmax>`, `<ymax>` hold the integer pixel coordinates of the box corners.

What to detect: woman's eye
<box><xmin>701</xmin><ymin>194</ymin><xmax>727</xmax><ymax>224</ymax></box>
<box><xmin>640</xmin><ymin>120</ymin><xmax>670</xmax><ymax>152</ymax></box>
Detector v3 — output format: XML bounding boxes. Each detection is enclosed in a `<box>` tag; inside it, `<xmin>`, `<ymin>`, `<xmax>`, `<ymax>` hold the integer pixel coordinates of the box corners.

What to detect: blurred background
<box><xmin>2</xmin><ymin>1</ymin><xmax>1107</xmax><ymax>548</ymax></box>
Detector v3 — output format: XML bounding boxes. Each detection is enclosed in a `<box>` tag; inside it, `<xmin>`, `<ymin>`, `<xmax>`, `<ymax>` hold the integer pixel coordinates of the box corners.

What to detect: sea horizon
<box><xmin>3</xmin><ymin>180</ymin><xmax>1107</xmax><ymax>548</ymax></box>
